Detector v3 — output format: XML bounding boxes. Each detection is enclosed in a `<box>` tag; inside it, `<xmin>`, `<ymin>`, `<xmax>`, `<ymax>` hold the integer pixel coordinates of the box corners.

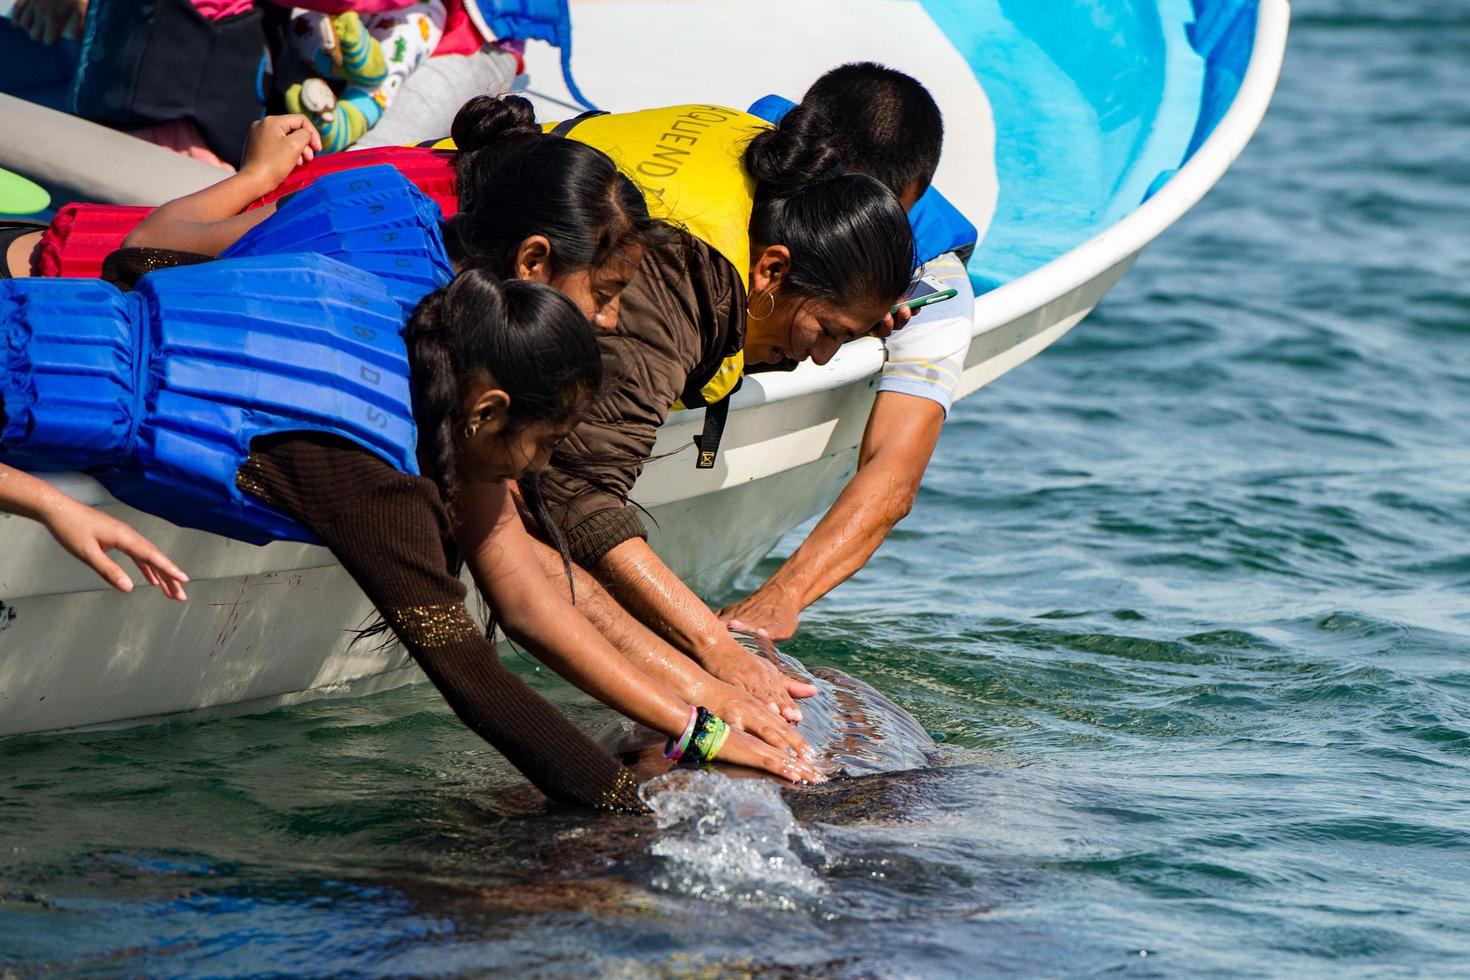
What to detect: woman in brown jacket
<box><xmin>524</xmin><ymin>101</ymin><xmax>918</xmax><ymax>727</ymax></box>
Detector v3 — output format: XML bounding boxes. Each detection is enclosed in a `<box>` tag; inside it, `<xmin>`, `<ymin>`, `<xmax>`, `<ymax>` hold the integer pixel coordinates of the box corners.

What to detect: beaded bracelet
<box><xmin>663</xmin><ymin>705</ymin><xmax>700</xmax><ymax>762</ymax></box>
<box><xmin>691</xmin><ymin>714</ymin><xmax>731</xmax><ymax>763</ymax></box>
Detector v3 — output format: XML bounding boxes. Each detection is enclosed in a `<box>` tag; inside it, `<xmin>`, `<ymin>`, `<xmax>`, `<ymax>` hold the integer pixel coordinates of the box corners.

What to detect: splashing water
<box><xmin>639</xmin><ymin>770</ymin><xmax>828</xmax><ymax>911</ymax></box>
<box><xmin>586</xmin><ymin>635</ymin><xmax>934</xmax><ymax>914</ymax></box>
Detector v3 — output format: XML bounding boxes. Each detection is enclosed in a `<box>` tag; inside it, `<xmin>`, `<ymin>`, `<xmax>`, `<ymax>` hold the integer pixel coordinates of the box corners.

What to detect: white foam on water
<box><xmin>639</xmin><ymin>770</ymin><xmax>828</xmax><ymax>911</ymax></box>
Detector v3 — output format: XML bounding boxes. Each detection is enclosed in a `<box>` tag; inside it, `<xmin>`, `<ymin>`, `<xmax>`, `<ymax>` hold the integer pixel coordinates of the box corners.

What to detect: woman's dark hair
<box><xmin>744</xmin><ymin>105</ymin><xmax>915</xmax><ymax>311</ymax></box>
<box><xmin>404</xmin><ymin>267</ymin><xmax>602</xmax><ymax>510</ymax></box>
<box><xmin>445</xmin><ymin>95</ymin><xmax>668</xmax><ymax>280</ymax></box>
<box><xmin>801</xmin><ymin>62</ymin><xmax>944</xmax><ymax>199</ymax></box>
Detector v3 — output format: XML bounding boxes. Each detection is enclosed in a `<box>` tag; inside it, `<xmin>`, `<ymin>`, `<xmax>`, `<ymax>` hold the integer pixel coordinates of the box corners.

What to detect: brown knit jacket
<box><xmin>537</xmin><ymin>231</ymin><xmax>747</xmax><ymax>567</ymax></box>
<box><xmin>237</xmin><ymin>432</ymin><xmax>644</xmax><ymax>813</ymax></box>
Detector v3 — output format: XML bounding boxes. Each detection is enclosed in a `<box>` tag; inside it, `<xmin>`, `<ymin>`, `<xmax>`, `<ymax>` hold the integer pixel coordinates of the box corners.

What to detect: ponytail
<box><xmin>446</xmin><ymin>95</ymin><xmax>670</xmax><ymax>279</ymax></box>
<box><xmin>449</xmin><ymin>94</ymin><xmax>544</xmax><ymax>214</ymax></box>
<box><xmin>742</xmin><ymin>101</ymin><xmax>844</xmax><ymax>196</ymax></box>
<box><xmin>404</xmin><ymin>279</ymin><xmax>474</xmax><ymax>510</ymax></box>
<box><xmin>743</xmin><ymin>105</ymin><xmax>915</xmax><ymax>310</ymax></box>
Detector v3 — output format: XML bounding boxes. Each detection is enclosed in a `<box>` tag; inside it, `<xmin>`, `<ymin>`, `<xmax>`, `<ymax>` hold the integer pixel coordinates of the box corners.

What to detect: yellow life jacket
<box><xmin>429</xmin><ymin>105</ymin><xmax>769</xmax><ymax>412</ymax></box>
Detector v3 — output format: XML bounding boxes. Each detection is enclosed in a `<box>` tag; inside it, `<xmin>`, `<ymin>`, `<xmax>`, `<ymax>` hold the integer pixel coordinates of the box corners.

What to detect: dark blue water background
<box><xmin>4</xmin><ymin>0</ymin><xmax>1469</xmax><ymax>974</ymax></box>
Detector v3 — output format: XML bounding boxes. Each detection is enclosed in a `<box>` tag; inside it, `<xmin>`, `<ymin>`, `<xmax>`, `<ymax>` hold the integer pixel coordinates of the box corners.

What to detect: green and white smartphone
<box><xmin>892</xmin><ymin>274</ymin><xmax>959</xmax><ymax>316</ymax></box>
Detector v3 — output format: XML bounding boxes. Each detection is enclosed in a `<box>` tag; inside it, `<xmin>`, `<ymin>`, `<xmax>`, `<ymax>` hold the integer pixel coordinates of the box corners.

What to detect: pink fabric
<box><xmin>189</xmin><ymin>0</ymin><xmax>256</xmax><ymax>19</ymax></box>
<box><xmin>273</xmin><ymin>0</ymin><xmax>423</xmax><ymax>13</ymax></box>
<box><xmin>129</xmin><ymin>120</ymin><xmax>237</xmax><ymax>172</ymax></box>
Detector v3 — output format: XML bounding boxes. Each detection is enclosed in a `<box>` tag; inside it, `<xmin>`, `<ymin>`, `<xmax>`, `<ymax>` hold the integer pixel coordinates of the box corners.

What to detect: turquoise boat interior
<box><xmin>922</xmin><ymin>0</ymin><xmax>1261</xmax><ymax>292</ymax></box>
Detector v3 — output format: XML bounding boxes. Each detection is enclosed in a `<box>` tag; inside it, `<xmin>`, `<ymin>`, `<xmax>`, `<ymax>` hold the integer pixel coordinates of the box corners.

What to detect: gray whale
<box><xmin>597</xmin><ymin>629</ymin><xmax>935</xmax><ymax>778</ymax></box>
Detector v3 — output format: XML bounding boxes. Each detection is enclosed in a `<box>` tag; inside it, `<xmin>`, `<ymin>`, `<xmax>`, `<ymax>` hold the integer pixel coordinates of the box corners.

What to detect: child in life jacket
<box><xmin>281</xmin><ymin>0</ymin><xmax>448</xmax><ymax>153</ymax></box>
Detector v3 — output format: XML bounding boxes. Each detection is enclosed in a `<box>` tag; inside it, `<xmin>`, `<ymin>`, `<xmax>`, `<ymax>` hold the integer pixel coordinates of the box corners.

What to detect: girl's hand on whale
<box><xmin>698</xmin><ymin>681</ymin><xmax>816</xmax><ymax>760</ymax></box>
<box><xmin>701</xmin><ymin>641</ymin><xmax>819</xmax><ymax>724</ymax></box>
<box><xmin>718</xmin><ymin>729</ymin><xmax>828</xmax><ymax>785</ymax></box>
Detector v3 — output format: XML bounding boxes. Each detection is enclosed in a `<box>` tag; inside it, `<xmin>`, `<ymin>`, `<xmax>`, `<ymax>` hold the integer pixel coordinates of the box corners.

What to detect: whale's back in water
<box><xmin>597</xmin><ymin>630</ymin><xmax>935</xmax><ymax>777</ymax></box>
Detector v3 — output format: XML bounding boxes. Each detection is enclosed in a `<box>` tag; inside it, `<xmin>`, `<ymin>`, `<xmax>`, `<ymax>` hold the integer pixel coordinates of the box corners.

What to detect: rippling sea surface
<box><xmin>5</xmin><ymin>1</ymin><xmax>1470</xmax><ymax>975</ymax></box>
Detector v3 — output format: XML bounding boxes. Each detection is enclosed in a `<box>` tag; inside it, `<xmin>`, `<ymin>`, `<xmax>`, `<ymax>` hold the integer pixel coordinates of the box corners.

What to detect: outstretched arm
<box><xmin>719</xmin><ymin>390</ymin><xmax>944</xmax><ymax>640</ymax></box>
<box><xmin>237</xmin><ymin>435</ymin><xmax>822</xmax><ymax>802</ymax></box>
<box><xmin>457</xmin><ymin>481</ymin><xmax>821</xmax><ymax>777</ymax></box>
<box><xmin>468</xmin><ymin>486</ymin><xmax>813</xmax><ymax>759</ymax></box>
<box><xmin>0</xmin><ymin>464</ymin><xmax>188</xmax><ymax>600</ymax></box>
<box><xmin>593</xmin><ymin>536</ymin><xmax>820</xmax><ymax>723</ymax></box>
<box><xmin>123</xmin><ymin>116</ymin><xmax>322</xmax><ymax>256</ymax></box>
<box><xmin>456</xmin><ymin>480</ymin><xmax>693</xmax><ymax>736</ymax></box>
<box><xmin>236</xmin><ymin>435</ymin><xmax>647</xmax><ymax>809</ymax></box>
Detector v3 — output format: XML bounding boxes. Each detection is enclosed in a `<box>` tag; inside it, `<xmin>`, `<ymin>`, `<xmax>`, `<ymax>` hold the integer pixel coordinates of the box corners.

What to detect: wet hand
<box><xmin>12</xmin><ymin>0</ymin><xmax>87</xmax><ymax>45</ymax></box>
<box><xmin>719</xmin><ymin>587</ymin><xmax>801</xmax><ymax>642</ymax></box>
<box><xmin>42</xmin><ymin>498</ymin><xmax>189</xmax><ymax>601</ymax></box>
<box><xmin>696</xmin><ymin>679</ymin><xmax>815</xmax><ymax>760</ymax></box>
<box><xmin>701</xmin><ymin>640</ymin><xmax>819</xmax><ymax>724</ymax></box>
<box><xmin>717</xmin><ymin>729</ymin><xmax>828</xmax><ymax>785</ymax></box>
<box><xmin>240</xmin><ymin>115</ymin><xmax>322</xmax><ymax>189</ymax></box>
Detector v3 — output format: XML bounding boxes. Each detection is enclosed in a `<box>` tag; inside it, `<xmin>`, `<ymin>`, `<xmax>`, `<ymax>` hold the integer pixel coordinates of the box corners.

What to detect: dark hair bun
<box><xmin>451</xmin><ymin>95</ymin><xmax>540</xmax><ymax>153</ymax></box>
<box><xmin>742</xmin><ymin>102</ymin><xmax>844</xmax><ymax>199</ymax></box>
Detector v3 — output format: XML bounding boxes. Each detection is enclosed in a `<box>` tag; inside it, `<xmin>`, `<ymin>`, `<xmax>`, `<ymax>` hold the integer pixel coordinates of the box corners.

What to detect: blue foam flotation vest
<box><xmin>1</xmin><ymin>164</ymin><xmax>451</xmax><ymax>545</ymax></box>
<box><xmin>473</xmin><ymin>0</ymin><xmax>596</xmax><ymax>110</ymax></box>
<box><xmin>1</xmin><ymin>255</ymin><xmax>420</xmax><ymax>546</ymax></box>
<box><xmin>223</xmin><ymin>164</ymin><xmax>455</xmax><ymax>315</ymax></box>
<box><xmin>747</xmin><ymin>94</ymin><xmax>979</xmax><ymax>265</ymax></box>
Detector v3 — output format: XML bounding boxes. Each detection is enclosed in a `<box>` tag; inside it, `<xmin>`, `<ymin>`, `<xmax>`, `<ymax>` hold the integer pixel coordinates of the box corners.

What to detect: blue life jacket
<box><xmin>472</xmin><ymin>0</ymin><xmax>597</xmax><ymax>110</ymax></box>
<box><xmin>222</xmin><ymin>164</ymin><xmax>455</xmax><ymax>315</ymax></box>
<box><xmin>1</xmin><ymin>255</ymin><xmax>421</xmax><ymax>546</ymax></box>
<box><xmin>1</xmin><ymin>165</ymin><xmax>450</xmax><ymax>545</ymax></box>
<box><xmin>746</xmin><ymin>94</ymin><xmax>979</xmax><ymax>265</ymax></box>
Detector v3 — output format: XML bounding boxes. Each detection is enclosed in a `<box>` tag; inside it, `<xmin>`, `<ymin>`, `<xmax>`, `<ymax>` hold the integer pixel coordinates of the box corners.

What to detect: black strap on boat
<box><xmin>692</xmin><ymin>394</ymin><xmax>732</xmax><ymax>470</ymax></box>
<box><xmin>549</xmin><ymin>109</ymin><xmax>608</xmax><ymax>138</ymax></box>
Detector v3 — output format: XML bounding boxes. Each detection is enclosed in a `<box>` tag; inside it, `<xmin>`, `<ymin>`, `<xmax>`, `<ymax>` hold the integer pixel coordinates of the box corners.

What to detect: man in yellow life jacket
<box><xmin>438</xmin><ymin>100</ymin><xmax>918</xmax><ymax>722</ymax></box>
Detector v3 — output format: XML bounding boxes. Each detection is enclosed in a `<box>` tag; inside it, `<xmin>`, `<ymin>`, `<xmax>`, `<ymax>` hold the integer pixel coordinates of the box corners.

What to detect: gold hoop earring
<box><xmin>749</xmin><ymin>286</ymin><xmax>777</xmax><ymax>320</ymax></box>
<box><xmin>462</xmin><ymin>422</ymin><xmax>479</xmax><ymax>440</ymax></box>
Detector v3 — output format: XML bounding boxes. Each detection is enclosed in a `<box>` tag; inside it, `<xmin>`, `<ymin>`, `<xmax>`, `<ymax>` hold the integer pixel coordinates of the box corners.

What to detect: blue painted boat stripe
<box><xmin>920</xmin><ymin>0</ymin><xmax>1257</xmax><ymax>292</ymax></box>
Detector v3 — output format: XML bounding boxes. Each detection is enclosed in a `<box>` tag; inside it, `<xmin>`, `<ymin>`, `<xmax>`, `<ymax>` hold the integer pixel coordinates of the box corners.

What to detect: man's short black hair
<box><xmin>801</xmin><ymin>62</ymin><xmax>944</xmax><ymax>199</ymax></box>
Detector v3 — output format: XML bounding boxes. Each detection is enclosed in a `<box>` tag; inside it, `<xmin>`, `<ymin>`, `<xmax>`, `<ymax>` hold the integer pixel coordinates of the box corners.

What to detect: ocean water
<box><xmin>5</xmin><ymin>1</ymin><xmax>1470</xmax><ymax>975</ymax></box>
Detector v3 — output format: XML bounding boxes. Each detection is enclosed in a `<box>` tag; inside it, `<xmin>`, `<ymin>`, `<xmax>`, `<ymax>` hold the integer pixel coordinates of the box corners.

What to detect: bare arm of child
<box><xmin>0</xmin><ymin>464</ymin><xmax>188</xmax><ymax>600</ymax></box>
<box><xmin>123</xmin><ymin>115</ymin><xmax>323</xmax><ymax>256</ymax></box>
<box><xmin>458</xmin><ymin>481</ymin><xmax>815</xmax><ymax>762</ymax></box>
<box><xmin>457</xmin><ymin>479</ymin><xmax>824</xmax><ymax>783</ymax></box>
